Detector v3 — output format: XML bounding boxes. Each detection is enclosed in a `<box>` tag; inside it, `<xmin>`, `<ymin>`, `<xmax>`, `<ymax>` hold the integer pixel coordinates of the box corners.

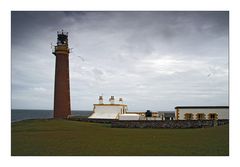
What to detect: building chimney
<box><xmin>99</xmin><ymin>96</ymin><xmax>103</xmax><ymax>104</ymax></box>
<box><xmin>119</xmin><ymin>98</ymin><xmax>123</xmax><ymax>104</ymax></box>
<box><xmin>109</xmin><ymin>96</ymin><xmax>115</xmax><ymax>104</ymax></box>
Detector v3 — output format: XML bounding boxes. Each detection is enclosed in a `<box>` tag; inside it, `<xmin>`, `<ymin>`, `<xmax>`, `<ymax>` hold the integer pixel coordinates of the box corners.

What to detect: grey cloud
<box><xmin>11</xmin><ymin>11</ymin><xmax>228</xmax><ymax>110</ymax></box>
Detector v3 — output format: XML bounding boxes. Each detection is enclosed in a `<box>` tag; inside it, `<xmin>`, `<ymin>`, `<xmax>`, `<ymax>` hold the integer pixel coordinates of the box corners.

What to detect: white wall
<box><xmin>176</xmin><ymin>108</ymin><xmax>229</xmax><ymax>120</ymax></box>
<box><xmin>119</xmin><ymin>114</ymin><xmax>140</xmax><ymax>120</ymax></box>
<box><xmin>89</xmin><ymin>105</ymin><xmax>124</xmax><ymax>119</ymax></box>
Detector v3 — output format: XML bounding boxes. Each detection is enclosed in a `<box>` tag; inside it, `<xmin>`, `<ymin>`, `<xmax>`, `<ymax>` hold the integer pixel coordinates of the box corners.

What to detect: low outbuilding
<box><xmin>175</xmin><ymin>106</ymin><xmax>229</xmax><ymax>120</ymax></box>
<box><xmin>118</xmin><ymin>114</ymin><xmax>143</xmax><ymax>120</ymax></box>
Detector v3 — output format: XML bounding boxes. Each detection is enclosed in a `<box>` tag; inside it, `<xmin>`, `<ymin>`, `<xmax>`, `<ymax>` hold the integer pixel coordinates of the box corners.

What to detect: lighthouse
<box><xmin>52</xmin><ymin>30</ymin><xmax>71</xmax><ymax>118</ymax></box>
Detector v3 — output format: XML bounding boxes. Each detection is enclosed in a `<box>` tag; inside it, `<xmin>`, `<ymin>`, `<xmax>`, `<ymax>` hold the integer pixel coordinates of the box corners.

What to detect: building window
<box><xmin>208</xmin><ymin>113</ymin><xmax>218</xmax><ymax>120</ymax></box>
<box><xmin>196</xmin><ymin>113</ymin><xmax>206</xmax><ymax>120</ymax></box>
<box><xmin>184</xmin><ymin>113</ymin><xmax>193</xmax><ymax>120</ymax></box>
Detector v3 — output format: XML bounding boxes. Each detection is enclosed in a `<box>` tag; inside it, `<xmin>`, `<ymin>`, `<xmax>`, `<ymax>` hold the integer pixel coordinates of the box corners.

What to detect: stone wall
<box><xmin>111</xmin><ymin>119</ymin><xmax>229</xmax><ymax>128</ymax></box>
<box><xmin>68</xmin><ymin>117</ymin><xmax>229</xmax><ymax>128</ymax></box>
<box><xmin>68</xmin><ymin>117</ymin><xmax>116</xmax><ymax>124</ymax></box>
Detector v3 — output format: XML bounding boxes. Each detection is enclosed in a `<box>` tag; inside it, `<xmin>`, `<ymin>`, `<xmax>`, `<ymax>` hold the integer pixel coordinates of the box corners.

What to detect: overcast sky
<box><xmin>11</xmin><ymin>11</ymin><xmax>228</xmax><ymax>111</ymax></box>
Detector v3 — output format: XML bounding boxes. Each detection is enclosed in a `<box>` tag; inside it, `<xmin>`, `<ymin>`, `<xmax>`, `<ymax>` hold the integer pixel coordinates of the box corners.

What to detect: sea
<box><xmin>11</xmin><ymin>109</ymin><xmax>93</xmax><ymax>122</ymax></box>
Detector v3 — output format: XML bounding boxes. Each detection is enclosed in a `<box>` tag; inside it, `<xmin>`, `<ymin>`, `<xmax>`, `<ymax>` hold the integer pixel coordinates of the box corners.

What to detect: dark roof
<box><xmin>157</xmin><ymin>111</ymin><xmax>175</xmax><ymax>117</ymax></box>
<box><xmin>175</xmin><ymin>106</ymin><xmax>229</xmax><ymax>109</ymax></box>
<box><xmin>164</xmin><ymin>113</ymin><xmax>175</xmax><ymax>117</ymax></box>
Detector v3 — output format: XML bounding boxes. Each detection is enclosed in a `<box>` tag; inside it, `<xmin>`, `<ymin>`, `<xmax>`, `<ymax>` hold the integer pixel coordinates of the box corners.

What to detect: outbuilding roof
<box><xmin>175</xmin><ymin>106</ymin><xmax>229</xmax><ymax>109</ymax></box>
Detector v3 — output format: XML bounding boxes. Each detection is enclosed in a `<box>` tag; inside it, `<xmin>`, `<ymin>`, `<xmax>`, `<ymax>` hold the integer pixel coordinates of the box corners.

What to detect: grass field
<box><xmin>11</xmin><ymin>119</ymin><xmax>229</xmax><ymax>156</ymax></box>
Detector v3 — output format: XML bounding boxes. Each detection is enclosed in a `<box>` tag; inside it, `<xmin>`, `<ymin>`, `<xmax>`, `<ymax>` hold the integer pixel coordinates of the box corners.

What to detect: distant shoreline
<box><xmin>11</xmin><ymin>109</ymin><xmax>93</xmax><ymax>122</ymax></box>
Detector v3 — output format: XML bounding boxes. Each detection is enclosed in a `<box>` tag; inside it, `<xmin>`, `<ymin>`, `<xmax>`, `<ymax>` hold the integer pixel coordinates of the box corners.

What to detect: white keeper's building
<box><xmin>89</xmin><ymin>96</ymin><xmax>128</xmax><ymax>119</ymax></box>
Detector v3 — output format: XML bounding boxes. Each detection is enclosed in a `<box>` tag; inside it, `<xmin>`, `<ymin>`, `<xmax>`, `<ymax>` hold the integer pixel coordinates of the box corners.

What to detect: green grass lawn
<box><xmin>11</xmin><ymin>119</ymin><xmax>229</xmax><ymax>156</ymax></box>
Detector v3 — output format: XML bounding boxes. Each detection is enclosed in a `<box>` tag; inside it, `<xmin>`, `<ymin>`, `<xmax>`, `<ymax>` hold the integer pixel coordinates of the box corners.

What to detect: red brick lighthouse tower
<box><xmin>52</xmin><ymin>30</ymin><xmax>71</xmax><ymax>118</ymax></box>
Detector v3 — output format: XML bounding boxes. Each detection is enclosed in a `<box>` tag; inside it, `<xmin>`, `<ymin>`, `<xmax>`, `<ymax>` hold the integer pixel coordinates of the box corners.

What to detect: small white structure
<box><xmin>175</xmin><ymin>106</ymin><xmax>229</xmax><ymax>120</ymax></box>
<box><xmin>89</xmin><ymin>96</ymin><xmax>128</xmax><ymax>119</ymax></box>
<box><xmin>119</xmin><ymin>114</ymin><xmax>140</xmax><ymax>120</ymax></box>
